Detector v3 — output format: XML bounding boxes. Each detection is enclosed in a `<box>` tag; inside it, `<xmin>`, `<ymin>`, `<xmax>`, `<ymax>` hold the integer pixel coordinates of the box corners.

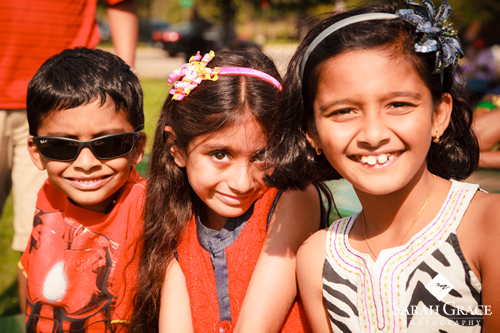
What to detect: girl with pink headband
<box><xmin>131</xmin><ymin>50</ymin><xmax>330</xmax><ymax>332</ymax></box>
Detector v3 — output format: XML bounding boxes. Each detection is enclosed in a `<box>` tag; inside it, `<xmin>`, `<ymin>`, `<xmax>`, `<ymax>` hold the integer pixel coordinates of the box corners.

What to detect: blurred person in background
<box><xmin>473</xmin><ymin>105</ymin><xmax>500</xmax><ymax>169</ymax></box>
<box><xmin>185</xmin><ymin>5</ymin><xmax>212</xmax><ymax>59</ymax></box>
<box><xmin>469</xmin><ymin>38</ymin><xmax>500</xmax><ymax>169</ymax></box>
<box><xmin>463</xmin><ymin>38</ymin><xmax>498</xmax><ymax>99</ymax></box>
<box><xmin>0</xmin><ymin>0</ymin><xmax>138</xmax><ymax>313</ymax></box>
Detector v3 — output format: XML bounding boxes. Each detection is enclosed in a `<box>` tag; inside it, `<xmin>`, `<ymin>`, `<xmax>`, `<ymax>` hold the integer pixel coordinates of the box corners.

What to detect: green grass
<box><xmin>140</xmin><ymin>79</ymin><xmax>170</xmax><ymax>152</ymax></box>
<box><xmin>0</xmin><ymin>194</ymin><xmax>21</xmax><ymax>318</ymax></box>
<box><xmin>0</xmin><ymin>79</ymin><xmax>169</xmax><ymax>319</ymax></box>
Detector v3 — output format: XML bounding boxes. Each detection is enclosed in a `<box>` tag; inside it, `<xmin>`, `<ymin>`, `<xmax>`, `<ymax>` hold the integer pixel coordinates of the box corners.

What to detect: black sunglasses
<box><xmin>32</xmin><ymin>132</ymin><xmax>141</xmax><ymax>162</ymax></box>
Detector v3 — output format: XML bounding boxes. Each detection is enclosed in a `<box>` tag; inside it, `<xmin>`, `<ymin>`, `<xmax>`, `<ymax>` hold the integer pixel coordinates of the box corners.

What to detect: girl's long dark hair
<box><xmin>266</xmin><ymin>0</ymin><xmax>479</xmax><ymax>191</ymax></box>
<box><xmin>130</xmin><ymin>50</ymin><xmax>284</xmax><ymax>332</ymax></box>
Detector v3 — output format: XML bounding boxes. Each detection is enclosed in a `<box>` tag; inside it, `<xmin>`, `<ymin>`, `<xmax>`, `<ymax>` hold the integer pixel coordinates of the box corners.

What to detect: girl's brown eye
<box><xmin>213</xmin><ymin>152</ymin><xmax>226</xmax><ymax>160</ymax></box>
<box><xmin>391</xmin><ymin>102</ymin><xmax>410</xmax><ymax>108</ymax></box>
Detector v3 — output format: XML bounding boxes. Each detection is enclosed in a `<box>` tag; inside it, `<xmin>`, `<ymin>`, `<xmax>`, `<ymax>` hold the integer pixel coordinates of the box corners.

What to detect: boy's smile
<box><xmin>28</xmin><ymin>98</ymin><xmax>145</xmax><ymax>213</ymax></box>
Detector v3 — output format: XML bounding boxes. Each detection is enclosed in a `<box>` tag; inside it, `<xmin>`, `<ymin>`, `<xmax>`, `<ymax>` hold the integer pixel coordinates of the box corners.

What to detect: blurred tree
<box><xmin>448</xmin><ymin>0</ymin><xmax>500</xmax><ymax>26</ymax></box>
<box><xmin>109</xmin><ymin>0</ymin><xmax>500</xmax><ymax>27</ymax></box>
<box><xmin>220</xmin><ymin>0</ymin><xmax>235</xmax><ymax>48</ymax></box>
<box><xmin>100</xmin><ymin>0</ymin><xmax>500</xmax><ymax>45</ymax></box>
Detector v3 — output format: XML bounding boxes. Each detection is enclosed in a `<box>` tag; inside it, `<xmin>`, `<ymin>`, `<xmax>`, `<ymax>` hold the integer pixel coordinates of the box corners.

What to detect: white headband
<box><xmin>299</xmin><ymin>13</ymin><xmax>398</xmax><ymax>81</ymax></box>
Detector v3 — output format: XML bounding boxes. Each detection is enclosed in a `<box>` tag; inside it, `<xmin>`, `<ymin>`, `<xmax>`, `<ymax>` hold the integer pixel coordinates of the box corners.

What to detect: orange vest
<box><xmin>177</xmin><ymin>188</ymin><xmax>311</xmax><ymax>332</ymax></box>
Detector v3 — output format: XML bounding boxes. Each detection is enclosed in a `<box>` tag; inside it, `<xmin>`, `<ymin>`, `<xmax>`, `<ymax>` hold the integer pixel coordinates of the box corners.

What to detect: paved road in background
<box><xmin>130</xmin><ymin>45</ymin><xmax>297</xmax><ymax>80</ymax></box>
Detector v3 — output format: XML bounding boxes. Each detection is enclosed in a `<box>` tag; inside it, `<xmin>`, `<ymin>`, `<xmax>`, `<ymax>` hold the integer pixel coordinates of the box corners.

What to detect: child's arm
<box><xmin>106</xmin><ymin>0</ymin><xmax>138</xmax><ymax>67</ymax></box>
<box><xmin>477</xmin><ymin>151</ymin><xmax>500</xmax><ymax>169</ymax></box>
<box><xmin>297</xmin><ymin>230</ymin><xmax>333</xmax><ymax>332</ymax></box>
<box><xmin>234</xmin><ymin>184</ymin><xmax>322</xmax><ymax>333</ymax></box>
<box><xmin>473</xmin><ymin>108</ymin><xmax>500</xmax><ymax>168</ymax></box>
<box><xmin>17</xmin><ymin>266</ymin><xmax>27</xmax><ymax>313</ymax></box>
<box><xmin>159</xmin><ymin>259</ymin><xmax>193</xmax><ymax>333</ymax></box>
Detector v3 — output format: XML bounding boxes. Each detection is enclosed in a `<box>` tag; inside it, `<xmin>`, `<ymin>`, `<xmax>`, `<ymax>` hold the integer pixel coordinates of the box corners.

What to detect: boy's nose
<box><xmin>72</xmin><ymin>147</ymin><xmax>102</xmax><ymax>171</ymax></box>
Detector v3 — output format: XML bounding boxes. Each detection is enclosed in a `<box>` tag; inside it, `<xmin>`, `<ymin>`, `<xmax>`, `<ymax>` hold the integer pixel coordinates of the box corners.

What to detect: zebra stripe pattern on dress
<box><xmin>323</xmin><ymin>181</ymin><xmax>483</xmax><ymax>333</ymax></box>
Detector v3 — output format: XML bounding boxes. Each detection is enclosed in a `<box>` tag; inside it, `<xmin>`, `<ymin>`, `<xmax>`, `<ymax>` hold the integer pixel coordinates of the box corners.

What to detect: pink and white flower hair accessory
<box><xmin>168</xmin><ymin>51</ymin><xmax>282</xmax><ymax>101</ymax></box>
<box><xmin>168</xmin><ymin>51</ymin><xmax>220</xmax><ymax>100</ymax></box>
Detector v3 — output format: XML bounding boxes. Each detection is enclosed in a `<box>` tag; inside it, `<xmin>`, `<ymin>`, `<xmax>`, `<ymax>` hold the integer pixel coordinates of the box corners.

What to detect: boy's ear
<box><xmin>164</xmin><ymin>125</ymin><xmax>186</xmax><ymax>168</ymax></box>
<box><xmin>432</xmin><ymin>93</ymin><xmax>453</xmax><ymax>139</ymax></box>
<box><xmin>27</xmin><ymin>138</ymin><xmax>48</xmax><ymax>171</ymax></box>
<box><xmin>131</xmin><ymin>132</ymin><xmax>147</xmax><ymax>165</ymax></box>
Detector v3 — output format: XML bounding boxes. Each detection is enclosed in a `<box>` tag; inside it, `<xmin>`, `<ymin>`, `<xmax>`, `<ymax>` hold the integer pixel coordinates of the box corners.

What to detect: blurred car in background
<box><xmin>152</xmin><ymin>23</ymin><xmax>261</xmax><ymax>59</ymax></box>
<box><xmin>139</xmin><ymin>19</ymin><xmax>171</xmax><ymax>43</ymax></box>
<box><xmin>153</xmin><ymin>23</ymin><xmax>204</xmax><ymax>56</ymax></box>
<box><xmin>97</xmin><ymin>19</ymin><xmax>171</xmax><ymax>44</ymax></box>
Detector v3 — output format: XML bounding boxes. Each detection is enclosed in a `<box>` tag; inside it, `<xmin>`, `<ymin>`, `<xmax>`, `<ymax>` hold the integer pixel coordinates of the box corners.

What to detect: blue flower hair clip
<box><xmin>396</xmin><ymin>0</ymin><xmax>463</xmax><ymax>74</ymax></box>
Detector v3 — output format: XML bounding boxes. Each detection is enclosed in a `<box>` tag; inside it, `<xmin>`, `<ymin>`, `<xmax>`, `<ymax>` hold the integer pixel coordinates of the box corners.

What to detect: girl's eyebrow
<box><xmin>201</xmin><ymin>142</ymin><xmax>265</xmax><ymax>155</ymax></box>
<box><xmin>385</xmin><ymin>91</ymin><xmax>423</xmax><ymax>99</ymax></box>
<box><xmin>319</xmin><ymin>98</ymin><xmax>356</xmax><ymax>112</ymax></box>
<box><xmin>200</xmin><ymin>143</ymin><xmax>230</xmax><ymax>151</ymax></box>
<box><xmin>319</xmin><ymin>91</ymin><xmax>423</xmax><ymax>113</ymax></box>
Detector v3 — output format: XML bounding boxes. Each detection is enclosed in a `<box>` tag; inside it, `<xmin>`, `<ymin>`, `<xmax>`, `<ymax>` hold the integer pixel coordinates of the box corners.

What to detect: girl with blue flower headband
<box><xmin>266</xmin><ymin>0</ymin><xmax>500</xmax><ymax>331</ymax></box>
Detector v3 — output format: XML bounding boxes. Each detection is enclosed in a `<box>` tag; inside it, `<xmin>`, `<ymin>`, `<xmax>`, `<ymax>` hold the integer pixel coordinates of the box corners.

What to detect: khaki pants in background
<box><xmin>0</xmin><ymin>110</ymin><xmax>47</xmax><ymax>252</ymax></box>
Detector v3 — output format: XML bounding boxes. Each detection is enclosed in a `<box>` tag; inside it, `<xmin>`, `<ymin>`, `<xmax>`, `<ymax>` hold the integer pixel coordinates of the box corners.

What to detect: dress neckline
<box><xmin>343</xmin><ymin>180</ymin><xmax>461</xmax><ymax>266</ymax></box>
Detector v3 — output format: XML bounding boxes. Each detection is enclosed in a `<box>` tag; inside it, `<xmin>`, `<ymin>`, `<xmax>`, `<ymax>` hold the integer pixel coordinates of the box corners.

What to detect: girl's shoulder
<box><xmin>461</xmin><ymin>189</ymin><xmax>500</xmax><ymax>330</ymax></box>
<box><xmin>271</xmin><ymin>184</ymin><xmax>321</xmax><ymax>228</ymax></box>
<box><xmin>297</xmin><ymin>228</ymin><xmax>329</xmax><ymax>277</ymax></box>
<box><xmin>268</xmin><ymin>184</ymin><xmax>322</xmax><ymax>248</ymax></box>
<box><xmin>467</xmin><ymin>190</ymin><xmax>500</xmax><ymax>227</ymax></box>
<box><xmin>301</xmin><ymin>227</ymin><xmax>329</xmax><ymax>250</ymax></box>
<box><xmin>457</xmin><ymin>185</ymin><xmax>500</xmax><ymax>246</ymax></box>
<box><xmin>458</xmin><ymin>189</ymin><xmax>500</xmax><ymax>278</ymax></box>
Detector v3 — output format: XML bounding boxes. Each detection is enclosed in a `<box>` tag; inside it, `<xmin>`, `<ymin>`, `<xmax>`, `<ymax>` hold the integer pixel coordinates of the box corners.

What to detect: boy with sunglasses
<box><xmin>20</xmin><ymin>47</ymin><xmax>147</xmax><ymax>332</ymax></box>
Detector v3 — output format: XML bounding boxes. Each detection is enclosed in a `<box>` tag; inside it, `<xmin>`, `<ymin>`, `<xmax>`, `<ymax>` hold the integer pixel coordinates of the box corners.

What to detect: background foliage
<box><xmin>124</xmin><ymin>0</ymin><xmax>500</xmax><ymax>26</ymax></box>
<box><xmin>96</xmin><ymin>0</ymin><xmax>500</xmax><ymax>46</ymax></box>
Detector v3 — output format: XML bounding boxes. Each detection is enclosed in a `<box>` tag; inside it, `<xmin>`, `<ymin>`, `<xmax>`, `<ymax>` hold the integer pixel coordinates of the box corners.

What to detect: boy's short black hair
<box><xmin>27</xmin><ymin>47</ymin><xmax>144</xmax><ymax>136</ymax></box>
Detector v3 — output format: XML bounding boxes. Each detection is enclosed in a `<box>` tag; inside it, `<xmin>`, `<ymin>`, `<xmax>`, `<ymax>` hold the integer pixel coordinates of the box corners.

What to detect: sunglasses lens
<box><xmin>37</xmin><ymin>138</ymin><xmax>79</xmax><ymax>161</ymax></box>
<box><xmin>91</xmin><ymin>134</ymin><xmax>136</xmax><ymax>159</ymax></box>
<box><xmin>35</xmin><ymin>133</ymin><xmax>138</xmax><ymax>161</ymax></box>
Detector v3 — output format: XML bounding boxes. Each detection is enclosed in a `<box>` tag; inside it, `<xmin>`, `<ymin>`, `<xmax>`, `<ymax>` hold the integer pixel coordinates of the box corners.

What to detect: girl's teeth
<box><xmin>359</xmin><ymin>154</ymin><xmax>394</xmax><ymax>165</ymax></box>
<box><xmin>79</xmin><ymin>179</ymin><xmax>98</xmax><ymax>185</ymax></box>
<box><xmin>377</xmin><ymin>154</ymin><xmax>387</xmax><ymax>164</ymax></box>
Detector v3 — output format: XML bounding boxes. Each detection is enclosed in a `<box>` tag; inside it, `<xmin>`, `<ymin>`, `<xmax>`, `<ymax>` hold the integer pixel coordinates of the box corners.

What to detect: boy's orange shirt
<box><xmin>20</xmin><ymin>167</ymin><xmax>145</xmax><ymax>332</ymax></box>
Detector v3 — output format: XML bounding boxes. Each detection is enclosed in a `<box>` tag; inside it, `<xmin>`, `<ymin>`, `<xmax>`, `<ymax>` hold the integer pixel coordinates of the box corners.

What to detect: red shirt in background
<box><xmin>0</xmin><ymin>0</ymin><xmax>122</xmax><ymax>109</ymax></box>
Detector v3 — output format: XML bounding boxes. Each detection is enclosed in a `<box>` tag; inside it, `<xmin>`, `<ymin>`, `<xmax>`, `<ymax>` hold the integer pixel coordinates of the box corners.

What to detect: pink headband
<box><xmin>168</xmin><ymin>51</ymin><xmax>282</xmax><ymax>101</ymax></box>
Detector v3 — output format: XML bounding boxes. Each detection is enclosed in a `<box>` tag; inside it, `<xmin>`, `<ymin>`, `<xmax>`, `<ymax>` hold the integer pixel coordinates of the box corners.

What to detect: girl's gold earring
<box><xmin>433</xmin><ymin>131</ymin><xmax>440</xmax><ymax>143</ymax></box>
<box><xmin>316</xmin><ymin>147</ymin><xmax>322</xmax><ymax>155</ymax></box>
